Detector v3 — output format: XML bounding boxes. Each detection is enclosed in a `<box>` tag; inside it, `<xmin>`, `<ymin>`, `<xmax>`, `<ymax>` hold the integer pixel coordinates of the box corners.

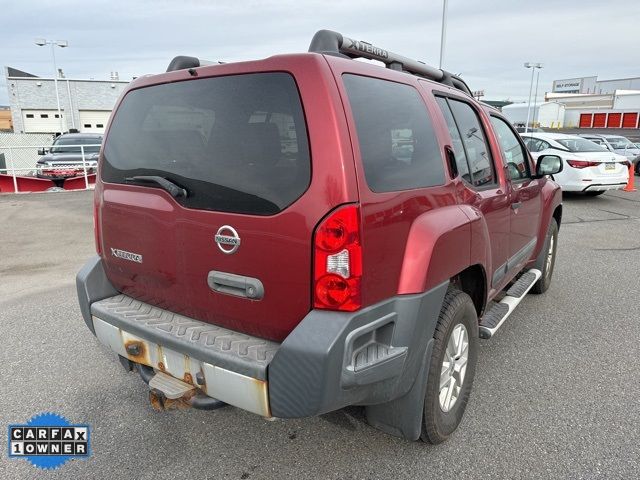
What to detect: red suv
<box><xmin>77</xmin><ymin>30</ymin><xmax>563</xmax><ymax>443</ymax></box>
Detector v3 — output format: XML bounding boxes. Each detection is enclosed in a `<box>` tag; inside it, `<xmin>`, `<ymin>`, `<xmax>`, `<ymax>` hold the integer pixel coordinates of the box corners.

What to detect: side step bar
<box><xmin>479</xmin><ymin>269</ymin><xmax>542</xmax><ymax>339</ymax></box>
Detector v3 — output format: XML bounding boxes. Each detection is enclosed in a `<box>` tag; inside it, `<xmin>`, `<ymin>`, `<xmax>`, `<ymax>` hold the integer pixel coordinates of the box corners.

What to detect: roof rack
<box><xmin>308</xmin><ymin>30</ymin><xmax>472</xmax><ymax>96</ymax></box>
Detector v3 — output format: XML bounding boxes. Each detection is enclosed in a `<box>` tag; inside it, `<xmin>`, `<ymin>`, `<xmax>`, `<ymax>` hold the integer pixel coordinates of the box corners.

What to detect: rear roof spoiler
<box><xmin>308</xmin><ymin>29</ymin><xmax>472</xmax><ymax>96</ymax></box>
<box><xmin>166</xmin><ymin>56</ymin><xmax>219</xmax><ymax>72</ymax></box>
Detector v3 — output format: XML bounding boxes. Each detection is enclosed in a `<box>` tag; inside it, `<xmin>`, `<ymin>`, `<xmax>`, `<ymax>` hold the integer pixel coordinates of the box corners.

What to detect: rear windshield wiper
<box><xmin>124</xmin><ymin>175</ymin><xmax>188</xmax><ymax>198</ymax></box>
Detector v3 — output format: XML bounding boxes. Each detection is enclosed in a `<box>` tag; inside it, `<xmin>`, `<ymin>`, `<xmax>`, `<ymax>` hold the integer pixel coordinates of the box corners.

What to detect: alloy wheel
<box><xmin>439</xmin><ymin>323</ymin><xmax>469</xmax><ymax>412</ymax></box>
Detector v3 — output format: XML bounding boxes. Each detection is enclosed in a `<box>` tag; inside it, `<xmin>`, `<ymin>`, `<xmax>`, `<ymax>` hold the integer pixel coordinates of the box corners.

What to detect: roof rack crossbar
<box><xmin>308</xmin><ymin>30</ymin><xmax>472</xmax><ymax>96</ymax></box>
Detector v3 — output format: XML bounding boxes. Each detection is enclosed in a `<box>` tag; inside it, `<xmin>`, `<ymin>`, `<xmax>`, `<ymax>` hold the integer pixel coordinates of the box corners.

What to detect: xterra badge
<box><xmin>110</xmin><ymin>248</ymin><xmax>143</xmax><ymax>263</ymax></box>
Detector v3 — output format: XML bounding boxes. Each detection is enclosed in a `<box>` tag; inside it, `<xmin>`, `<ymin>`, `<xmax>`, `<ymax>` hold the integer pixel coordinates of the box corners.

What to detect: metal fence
<box><xmin>0</xmin><ymin>143</ymin><xmax>100</xmax><ymax>194</ymax></box>
<box><xmin>0</xmin><ymin>132</ymin><xmax>54</xmax><ymax>170</ymax></box>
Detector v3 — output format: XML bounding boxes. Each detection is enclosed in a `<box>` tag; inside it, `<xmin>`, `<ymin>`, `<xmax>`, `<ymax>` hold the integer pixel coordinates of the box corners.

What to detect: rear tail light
<box><xmin>567</xmin><ymin>159</ymin><xmax>600</xmax><ymax>169</ymax></box>
<box><xmin>93</xmin><ymin>201</ymin><xmax>102</xmax><ymax>255</ymax></box>
<box><xmin>313</xmin><ymin>205</ymin><xmax>362</xmax><ymax>311</ymax></box>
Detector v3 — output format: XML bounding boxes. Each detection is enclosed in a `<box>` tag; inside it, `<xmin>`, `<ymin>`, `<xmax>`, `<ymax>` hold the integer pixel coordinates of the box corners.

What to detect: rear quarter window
<box><xmin>342</xmin><ymin>74</ymin><xmax>445</xmax><ymax>192</ymax></box>
<box><xmin>102</xmin><ymin>72</ymin><xmax>310</xmax><ymax>215</ymax></box>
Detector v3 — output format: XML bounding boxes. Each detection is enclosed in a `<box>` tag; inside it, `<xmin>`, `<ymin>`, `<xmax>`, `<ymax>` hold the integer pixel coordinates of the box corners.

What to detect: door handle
<box><xmin>511</xmin><ymin>201</ymin><xmax>522</xmax><ymax>210</ymax></box>
<box><xmin>208</xmin><ymin>271</ymin><xmax>264</xmax><ymax>300</ymax></box>
<box><xmin>444</xmin><ymin>146</ymin><xmax>458</xmax><ymax>178</ymax></box>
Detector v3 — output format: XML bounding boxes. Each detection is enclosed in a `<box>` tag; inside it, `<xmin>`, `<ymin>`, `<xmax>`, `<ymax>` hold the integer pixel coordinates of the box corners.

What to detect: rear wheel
<box><xmin>531</xmin><ymin>218</ymin><xmax>558</xmax><ymax>294</ymax></box>
<box><xmin>421</xmin><ymin>288</ymin><xmax>478</xmax><ymax>444</ymax></box>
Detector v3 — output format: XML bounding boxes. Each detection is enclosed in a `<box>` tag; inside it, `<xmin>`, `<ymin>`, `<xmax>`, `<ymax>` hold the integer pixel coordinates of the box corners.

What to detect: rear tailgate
<box><xmin>96</xmin><ymin>56</ymin><xmax>357</xmax><ymax>342</ymax></box>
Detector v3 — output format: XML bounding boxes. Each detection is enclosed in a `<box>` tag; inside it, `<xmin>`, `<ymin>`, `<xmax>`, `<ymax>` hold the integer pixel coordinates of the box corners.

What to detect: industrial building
<box><xmin>4</xmin><ymin>67</ymin><xmax>129</xmax><ymax>134</ymax></box>
<box><xmin>544</xmin><ymin>90</ymin><xmax>640</xmax><ymax>129</ymax></box>
<box><xmin>0</xmin><ymin>106</ymin><xmax>12</xmax><ymax>131</ymax></box>
<box><xmin>499</xmin><ymin>102</ymin><xmax>565</xmax><ymax>129</ymax></box>
<box><xmin>500</xmin><ymin>74</ymin><xmax>640</xmax><ymax>129</ymax></box>
<box><xmin>552</xmin><ymin>75</ymin><xmax>640</xmax><ymax>94</ymax></box>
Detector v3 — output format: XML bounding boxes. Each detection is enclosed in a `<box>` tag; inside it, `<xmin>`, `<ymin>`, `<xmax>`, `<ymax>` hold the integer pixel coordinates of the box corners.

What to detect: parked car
<box><xmin>515</xmin><ymin>126</ymin><xmax>545</xmax><ymax>133</ymax></box>
<box><xmin>77</xmin><ymin>30</ymin><xmax>563</xmax><ymax>444</ymax></box>
<box><xmin>37</xmin><ymin>133</ymin><xmax>102</xmax><ymax>182</ymax></box>
<box><xmin>578</xmin><ymin>134</ymin><xmax>640</xmax><ymax>166</ymax></box>
<box><xmin>634</xmin><ymin>143</ymin><xmax>640</xmax><ymax>175</ymax></box>
<box><xmin>522</xmin><ymin>132</ymin><xmax>629</xmax><ymax>195</ymax></box>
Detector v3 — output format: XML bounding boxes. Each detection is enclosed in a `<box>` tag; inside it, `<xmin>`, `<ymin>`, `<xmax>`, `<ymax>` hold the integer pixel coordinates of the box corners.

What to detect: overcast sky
<box><xmin>1</xmin><ymin>0</ymin><xmax>639</xmax><ymax>105</ymax></box>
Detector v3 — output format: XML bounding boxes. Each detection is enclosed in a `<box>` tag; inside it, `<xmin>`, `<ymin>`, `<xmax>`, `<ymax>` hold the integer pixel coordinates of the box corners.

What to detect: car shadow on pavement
<box><xmin>319</xmin><ymin>406</ymin><xmax>366</xmax><ymax>431</ymax></box>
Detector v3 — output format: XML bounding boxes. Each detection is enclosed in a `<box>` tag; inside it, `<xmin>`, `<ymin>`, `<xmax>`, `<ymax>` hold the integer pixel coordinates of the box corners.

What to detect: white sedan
<box><xmin>521</xmin><ymin>133</ymin><xmax>629</xmax><ymax>195</ymax></box>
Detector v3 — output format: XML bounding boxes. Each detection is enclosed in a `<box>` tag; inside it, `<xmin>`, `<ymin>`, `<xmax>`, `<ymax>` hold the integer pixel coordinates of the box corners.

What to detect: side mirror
<box><xmin>38</xmin><ymin>148</ymin><xmax>47</xmax><ymax>155</ymax></box>
<box><xmin>535</xmin><ymin>154</ymin><xmax>563</xmax><ymax>178</ymax></box>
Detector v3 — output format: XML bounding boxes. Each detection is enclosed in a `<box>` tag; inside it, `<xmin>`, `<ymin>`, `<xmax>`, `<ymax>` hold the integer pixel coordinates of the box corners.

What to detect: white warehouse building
<box><xmin>552</xmin><ymin>75</ymin><xmax>640</xmax><ymax>95</ymax></box>
<box><xmin>500</xmin><ymin>102</ymin><xmax>566</xmax><ymax>128</ymax></box>
<box><xmin>546</xmin><ymin>90</ymin><xmax>640</xmax><ymax>128</ymax></box>
<box><xmin>4</xmin><ymin>66</ymin><xmax>129</xmax><ymax>134</ymax></box>
<box><xmin>500</xmin><ymin>74</ymin><xmax>640</xmax><ymax>130</ymax></box>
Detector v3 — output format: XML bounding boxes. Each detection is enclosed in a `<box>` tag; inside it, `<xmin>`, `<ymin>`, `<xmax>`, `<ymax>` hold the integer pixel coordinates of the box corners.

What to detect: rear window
<box><xmin>555</xmin><ymin>137</ymin><xmax>606</xmax><ymax>153</ymax></box>
<box><xmin>605</xmin><ymin>136</ymin><xmax>635</xmax><ymax>149</ymax></box>
<box><xmin>102</xmin><ymin>73</ymin><xmax>310</xmax><ymax>215</ymax></box>
<box><xmin>52</xmin><ymin>136</ymin><xmax>102</xmax><ymax>154</ymax></box>
<box><xmin>342</xmin><ymin>74</ymin><xmax>444</xmax><ymax>192</ymax></box>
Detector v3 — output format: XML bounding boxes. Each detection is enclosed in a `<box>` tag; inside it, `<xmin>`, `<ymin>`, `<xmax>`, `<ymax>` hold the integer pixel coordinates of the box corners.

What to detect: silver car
<box><xmin>579</xmin><ymin>134</ymin><xmax>639</xmax><ymax>166</ymax></box>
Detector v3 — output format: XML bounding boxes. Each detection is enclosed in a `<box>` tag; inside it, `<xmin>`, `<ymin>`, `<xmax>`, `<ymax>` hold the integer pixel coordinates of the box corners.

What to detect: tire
<box><xmin>584</xmin><ymin>191</ymin><xmax>605</xmax><ymax>196</ymax></box>
<box><xmin>530</xmin><ymin>218</ymin><xmax>558</xmax><ymax>294</ymax></box>
<box><xmin>421</xmin><ymin>288</ymin><xmax>478</xmax><ymax>444</ymax></box>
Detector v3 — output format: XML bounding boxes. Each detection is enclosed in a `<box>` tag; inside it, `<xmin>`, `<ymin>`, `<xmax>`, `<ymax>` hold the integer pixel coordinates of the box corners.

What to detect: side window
<box><xmin>523</xmin><ymin>137</ymin><xmax>549</xmax><ymax>153</ymax></box>
<box><xmin>342</xmin><ymin>74</ymin><xmax>445</xmax><ymax>193</ymax></box>
<box><xmin>489</xmin><ymin>116</ymin><xmax>530</xmax><ymax>181</ymax></box>
<box><xmin>522</xmin><ymin>137</ymin><xmax>541</xmax><ymax>152</ymax></box>
<box><xmin>435</xmin><ymin>97</ymin><xmax>471</xmax><ymax>183</ymax></box>
<box><xmin>446</xmin><ymin>98</ymin><xmax>495</xmax><ymax>187</ymax></box>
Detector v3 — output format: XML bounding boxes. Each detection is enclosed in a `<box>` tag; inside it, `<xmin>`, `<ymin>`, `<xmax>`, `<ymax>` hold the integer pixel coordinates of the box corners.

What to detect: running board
<box><xmin>479</xmin><ymin>269</ymin><xmax>542</xmax><ymax>339</ymax></box>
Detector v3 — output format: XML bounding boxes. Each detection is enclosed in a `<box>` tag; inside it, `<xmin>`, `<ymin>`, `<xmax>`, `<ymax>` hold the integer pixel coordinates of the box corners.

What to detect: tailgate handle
<box><xmin>208</xmin><ymin>271</ymin><xmax>264</xmax><ymax>300</ymax></box>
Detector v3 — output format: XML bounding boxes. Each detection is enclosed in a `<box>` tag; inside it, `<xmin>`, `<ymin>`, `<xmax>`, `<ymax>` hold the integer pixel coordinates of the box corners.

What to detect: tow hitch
<box><xmin>129</xmin><ymin>360</ymin><xmax>228</xmax><ymax>412</ymax></box>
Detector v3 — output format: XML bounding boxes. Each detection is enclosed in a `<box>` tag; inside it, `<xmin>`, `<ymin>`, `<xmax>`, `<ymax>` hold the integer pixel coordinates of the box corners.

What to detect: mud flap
<box><xmin>365</xmin><ymin>338</ymin><xmax>433</xmax><ymax>441</ymax></box>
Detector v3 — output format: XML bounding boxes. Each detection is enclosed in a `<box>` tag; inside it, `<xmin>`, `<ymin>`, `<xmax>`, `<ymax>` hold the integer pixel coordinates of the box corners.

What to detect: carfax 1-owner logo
<box><xmin>7</xmin><ymin>412</ymin><xmax>91</xmax><ymax>470</ymax></box>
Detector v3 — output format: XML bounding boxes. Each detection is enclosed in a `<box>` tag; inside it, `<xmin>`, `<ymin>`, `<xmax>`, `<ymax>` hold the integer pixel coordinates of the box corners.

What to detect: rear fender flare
<box><xmin>397</xmin><ymin>205</ymin><xmax>490</xmax><ymax>294</ymax></box>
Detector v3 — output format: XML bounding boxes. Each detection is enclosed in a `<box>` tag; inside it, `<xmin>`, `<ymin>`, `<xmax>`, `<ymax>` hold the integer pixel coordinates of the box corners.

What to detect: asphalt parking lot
<box><xmin>1</xmin><ymin>189</ymin><xmax>639</xmax><ymax>479</ymax></box>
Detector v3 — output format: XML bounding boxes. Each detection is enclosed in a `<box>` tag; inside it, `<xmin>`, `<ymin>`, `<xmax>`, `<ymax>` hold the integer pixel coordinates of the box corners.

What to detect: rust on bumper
<box><xmin>93</xmin><ymin>316</ymin><xmax>271</xmax><ymax>418</ymax></box>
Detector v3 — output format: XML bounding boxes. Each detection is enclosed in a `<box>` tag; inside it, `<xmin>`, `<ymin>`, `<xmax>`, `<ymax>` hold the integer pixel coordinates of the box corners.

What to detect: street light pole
<box><xmin>439</xmin><ymin>0</ymin><xmax>448</xmax><ymax>69</ymax></box>
<box><xmin>49</xmin><ymin>42</ymin><xmax>64</xmax><ymax>135</ymax></box>
<box><xmin>524</xmin><ymin>62</ymin><xmax>542</xmax><ymax>133</ymax></box>
<box><xmin>35</xmin><ymin>39</ymin><xmax>68</xmax><ymax>135</ymax></box>
<box><xmin>533</xmin><ymin>68</ymin><xmax>541</xmax><ymax>128</ymax></box>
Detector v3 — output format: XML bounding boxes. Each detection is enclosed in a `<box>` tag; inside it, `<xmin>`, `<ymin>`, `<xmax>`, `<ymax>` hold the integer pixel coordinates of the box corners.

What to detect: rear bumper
<box><xmin>559</xmin><ymin>170</ymin><xmax>628</xmax><ymax>192</ymax></box>
<box><xmin>581</xmin><ymin>182</ymin><xmax>628</xmax><ymax>192</ymax></box>
<box><xmin>561</xmin><ymin>180</ymin><xmax>628</xmax><ymax>192</ymax></box>
<box><xmin>77</xmin><ymin>256</ymin><xmax>447</xmax><ymax>420</ymax></box>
